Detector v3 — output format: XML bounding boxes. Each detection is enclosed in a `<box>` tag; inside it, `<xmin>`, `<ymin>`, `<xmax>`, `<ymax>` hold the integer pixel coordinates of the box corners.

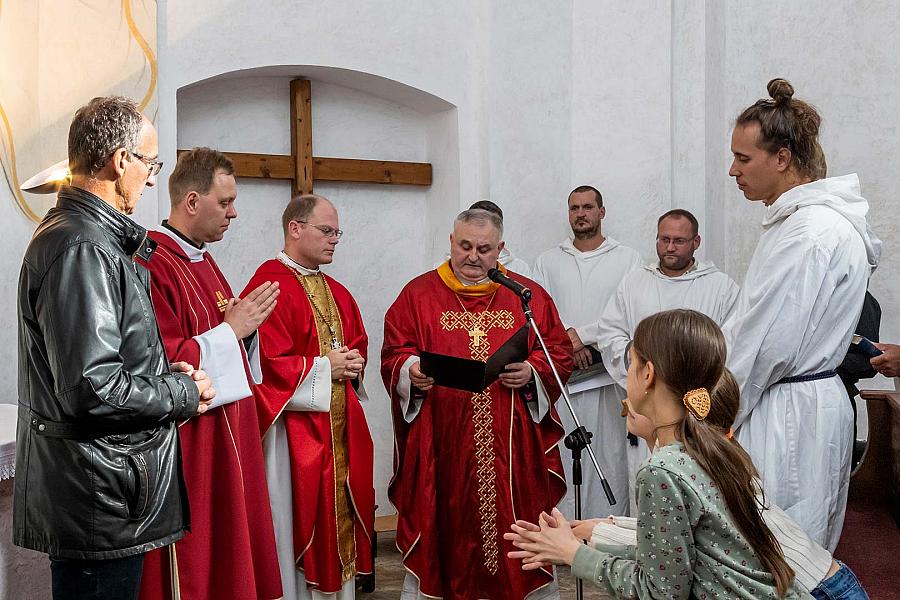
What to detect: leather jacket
<box><xmin>14</xmin><ymin>186</ymin><xmax>200</xmax><ymax>559</ymax></box>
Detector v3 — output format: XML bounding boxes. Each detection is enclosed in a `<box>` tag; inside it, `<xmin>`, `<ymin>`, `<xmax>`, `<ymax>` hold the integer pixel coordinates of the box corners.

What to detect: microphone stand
<box><xmin>519</xmin><ymin>294</ymin><xmax>616</xmax><ymax>600</ymax></box>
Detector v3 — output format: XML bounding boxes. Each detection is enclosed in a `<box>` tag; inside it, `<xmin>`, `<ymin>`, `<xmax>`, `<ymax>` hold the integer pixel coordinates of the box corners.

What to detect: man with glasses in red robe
<box><xmin>246</xmin><ymin>194</ymin><xmax>374</xmax><ymax>600</ymax></box>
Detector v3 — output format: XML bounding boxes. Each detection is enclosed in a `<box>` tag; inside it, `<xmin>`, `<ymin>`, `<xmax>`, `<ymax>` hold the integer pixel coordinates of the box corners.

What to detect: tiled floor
<box><xmin>361</xmin><ymin>531</ymin><xmax>610</xmax><ymax>599</ymax></box>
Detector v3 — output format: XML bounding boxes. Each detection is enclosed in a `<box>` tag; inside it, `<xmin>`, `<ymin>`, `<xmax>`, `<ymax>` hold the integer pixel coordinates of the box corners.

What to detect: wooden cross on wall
<box><xmin>178</xmin><ymin>79</ymin><xmax>432</xmax><ymax>196</ymax></box>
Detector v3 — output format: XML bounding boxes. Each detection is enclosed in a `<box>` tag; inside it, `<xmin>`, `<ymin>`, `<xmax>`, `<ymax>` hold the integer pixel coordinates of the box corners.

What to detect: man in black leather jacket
<box><xmin>14</xmin><ymin>96</ymin><xmax>215</xmax><ymax>600</ymax></box>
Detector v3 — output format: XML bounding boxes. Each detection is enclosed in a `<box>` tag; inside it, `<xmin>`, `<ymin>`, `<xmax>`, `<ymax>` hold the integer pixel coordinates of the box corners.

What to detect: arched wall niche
<box><xmin>173</xmin><ymin>65</ymin><xmax>461</xmax><ymax>515</ymax></box>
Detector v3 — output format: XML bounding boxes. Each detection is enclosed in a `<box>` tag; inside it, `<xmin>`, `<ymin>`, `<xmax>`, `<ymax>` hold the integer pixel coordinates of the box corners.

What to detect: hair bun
<box><xmin>767</xmin><ymin>78</ymin><xmax>794</xmax><ymax>105</ymax></box>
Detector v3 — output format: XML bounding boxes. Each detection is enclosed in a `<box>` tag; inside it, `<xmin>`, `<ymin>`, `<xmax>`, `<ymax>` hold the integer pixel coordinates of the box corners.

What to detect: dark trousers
<box><xmin>50</xmin><ymin>553</ymin><xmax>144</xmax><ymax>600</ymax></box>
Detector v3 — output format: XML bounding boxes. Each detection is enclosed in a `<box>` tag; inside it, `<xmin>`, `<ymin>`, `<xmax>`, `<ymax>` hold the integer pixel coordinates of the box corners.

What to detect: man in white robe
<box><xmin>533</xmin><ymin>185</ymin><xmax>640</xmax><ymax>518</ymax></box>
<box><xmin>594</xmin><ymin>209</ymin><xmax>739</xmax><ymax>387</ymax></box>
<box><xmin>589</xmin><ymin>208</ymin><xmax>739</xmax><ymax>513</ymax></box>
<box><xmin>722</xmin><ymin>172</ymin><xmax>879</xmax><ymax>552</ymax></box>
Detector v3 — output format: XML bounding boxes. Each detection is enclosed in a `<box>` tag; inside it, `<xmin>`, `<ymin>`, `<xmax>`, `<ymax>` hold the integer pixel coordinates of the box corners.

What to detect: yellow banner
<box><xmin>0</xmin><ymin>0</ymin><xmax>157</xmax><ymax>223</ymax></box>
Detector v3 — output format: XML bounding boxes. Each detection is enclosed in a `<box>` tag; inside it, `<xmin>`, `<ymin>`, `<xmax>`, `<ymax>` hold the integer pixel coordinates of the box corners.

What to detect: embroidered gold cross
<box><xmin>469</xmin><ymin>326</ymin><xmax>487</xmax><ymax>348</ymax></box>
<box><xmin>440</xmin><ymin>310</ymin><xmax>515</xmax><ymax>361</ymax></box>
<box><xmin>215</xmin><ymin>291</ymin><xmax>228</xmax><ymax>312</ymax></box>
<box><xmin>439</xmin><ymin>308</ymin><xmax>515</xmax><ymax>574</ymax></box>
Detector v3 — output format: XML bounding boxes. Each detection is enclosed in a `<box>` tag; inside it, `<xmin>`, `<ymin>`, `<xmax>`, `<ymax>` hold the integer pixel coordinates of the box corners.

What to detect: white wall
<box><xmin>2</xmin><ymin>0</ymin><xmax>899</xmax><ymax>514</ymax></box>
<box><xmin>712</xmin><ymin>1</ymin><xmax>900</xmax><ymax>348</ymax></box>
<box><xmin>175</xmin><ymin>74</ymin><xmax>448</xmax><ymax>508</ymax></box>
<box><xmin>569</xmin><ymin>0</ymin><xmax>673</xmax><ymax>259</ymax></box>
<box><xmin>154</xmin><ymin>0</ymin><xmax>900</xmax><ymax>514</ymax></box>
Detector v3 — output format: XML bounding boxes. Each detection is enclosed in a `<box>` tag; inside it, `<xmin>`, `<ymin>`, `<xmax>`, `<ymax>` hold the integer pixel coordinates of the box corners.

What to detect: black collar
<box><xmin>161</xmin><ymin>220</ymin><xmax>205</xmax><ymax>250</ymax></box>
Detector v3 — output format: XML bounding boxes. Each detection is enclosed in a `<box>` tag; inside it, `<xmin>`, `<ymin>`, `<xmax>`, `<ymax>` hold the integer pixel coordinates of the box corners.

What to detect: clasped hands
<box><xmin>170</xmin><ymin>361</ymin><xmax>216</xmax><ymax>415</ymax></box>
<box><xmin>505</xmin><ymin>508</ymin><xmax>611</xmax><ymax>570</ymax></box>
<box><xmin>327</xmin><ymin>346</ymin><xmax>365</xmax><ymax>381</ymax></box>
<box><xmin>409</xmin><ymin>360</ymin><xmax>532</xmax><ymax>391</ymax></box>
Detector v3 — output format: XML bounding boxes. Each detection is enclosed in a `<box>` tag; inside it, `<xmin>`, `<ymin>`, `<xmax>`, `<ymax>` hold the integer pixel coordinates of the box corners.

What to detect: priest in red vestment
<box><xmin>381</xmin><ymin>208</ymin><xmax>573</xmax><ymax>600</ymax></box>
<box><xmin>138</xmin><ymin>148</ymin><xmax>283</xmax><ymax>600</ymax></box>
<box><xmin>244</xmin><ymin>194</ymin><xmax>374</xmax><ymax>600</ymax></box>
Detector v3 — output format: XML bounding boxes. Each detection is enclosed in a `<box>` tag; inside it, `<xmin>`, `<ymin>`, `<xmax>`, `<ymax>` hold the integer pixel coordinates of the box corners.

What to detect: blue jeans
<box><xmin>50</xmin><ymin>553</ymin><xmax>144</xmax><ymax>600</ymax></box>
<box><xmin>811</xmin><ymin>561</ymin><xmax>869</xmax><ymax>600</ymax></box>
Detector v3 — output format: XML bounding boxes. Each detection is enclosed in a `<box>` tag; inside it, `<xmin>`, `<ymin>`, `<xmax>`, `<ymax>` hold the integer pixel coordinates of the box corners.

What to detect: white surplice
<box><xmin>261</xmin><ymin>254</ymin><xmax>356</xmax><ymax>600</ymax></box>
<box><xmin>722</xmin><ymin>174</ymin><xmax>880</xmax><ymax>552</ymax></box>
<box><xmin>533</xmin><ymin>237</ymin><xmax>641</xmax><ymax>517</ymax></box>
<box><xmin>588</xmin><ymin>260</ymin><xmax>739</xmax><ymax>513</ymax></box>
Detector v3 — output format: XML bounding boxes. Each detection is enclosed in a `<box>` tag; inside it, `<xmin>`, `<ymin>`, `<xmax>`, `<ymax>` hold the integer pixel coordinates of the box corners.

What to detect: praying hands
<box><xmin>327</xmin><ymin>346</ymin><xmax>365</xmax><ymax>381</ymax></box>
<box><xmin>504</xmin><ymin>508</ymin><xmax>583</xmax><ymax>570</ymax></box>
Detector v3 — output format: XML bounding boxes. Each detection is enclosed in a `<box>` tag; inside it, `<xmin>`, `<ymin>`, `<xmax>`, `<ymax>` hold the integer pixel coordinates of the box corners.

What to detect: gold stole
<box><xmin>299</xmin><ymin>273</ymin><xmax>357</xmax><ymax>582</ymax></box>
<box><xmin>435</xmin><ymin>261</ymin><xmax>514</xmax><ymax>574</ymax></box>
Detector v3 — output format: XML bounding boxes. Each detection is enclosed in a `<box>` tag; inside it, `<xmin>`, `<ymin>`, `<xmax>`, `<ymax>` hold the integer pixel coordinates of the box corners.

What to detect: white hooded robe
<box><xmin>595</xmin><ymin>260</ymin><xmax>740</xmax><ymax>387</ymax></box>
<box><xmin>590</xmin><ymin>260</ymin><xmax>739</xmax><ymax>513</ymax></box>
<box><xmin>532</xmin><ymin>237</ymin><xmax>641</xmax><ymax>517</ymax></box>
<box><xmin>722</xmin><ymin>173</ymin><xmax>880</xmax><ymax>552</ymax></box>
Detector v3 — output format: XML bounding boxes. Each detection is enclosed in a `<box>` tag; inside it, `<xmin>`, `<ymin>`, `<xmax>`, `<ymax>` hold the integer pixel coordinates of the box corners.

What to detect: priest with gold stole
<box><xmin>245</xmin><ymin>194</ymin><xmax>374</xmax><ymax>600</ymax></box>
<box><xmin>381</xmin><ymin>208</ymin><xmax>573</xmax><ymax>600</ymax></box>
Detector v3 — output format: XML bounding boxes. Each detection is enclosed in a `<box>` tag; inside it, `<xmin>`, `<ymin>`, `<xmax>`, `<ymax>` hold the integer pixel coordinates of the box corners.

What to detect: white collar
<box><xmin>449</xmin><ymin>263</ymin><xmax>490</xmax><ymax>286</ymax></box>
<box><xmin>277</xmin><ymin>251</ymin><xmax>320</xmax><ymax>275</ymax></box>
<box><xmin>154</xmin><ymin>226</ymin><xmax>207</xmax><ymax>263</ymax></box>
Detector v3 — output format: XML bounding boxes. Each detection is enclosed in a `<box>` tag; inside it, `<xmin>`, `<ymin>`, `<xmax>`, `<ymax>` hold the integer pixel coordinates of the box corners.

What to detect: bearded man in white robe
<box><xmin>589</xmin><ymin>208</ymin><xmax>739</xmax><ymax>512</ymax></box>
<box><xmin>533</xmin><ymin>185</ymin><xmax>640</xmax><ymax>518</ymax></box>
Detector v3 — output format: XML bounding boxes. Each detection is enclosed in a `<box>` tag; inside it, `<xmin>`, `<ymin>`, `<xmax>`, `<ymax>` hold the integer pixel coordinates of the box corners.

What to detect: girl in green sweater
<box><xmin>505</xmin><ymin>309</ymin><xmax>810</xmax><ymax>599</ymax></box>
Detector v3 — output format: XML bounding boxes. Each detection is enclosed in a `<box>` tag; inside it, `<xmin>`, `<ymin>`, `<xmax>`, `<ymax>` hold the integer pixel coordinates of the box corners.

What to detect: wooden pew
<box><xmin>852</xmin><ymin>389</ymin><xmax>900</xmax><ymax>524</ymax></box>
<box><xmin>833</xmin><ymin>389</ymin><xmax>900</xmax><ymax>599</ymax></box>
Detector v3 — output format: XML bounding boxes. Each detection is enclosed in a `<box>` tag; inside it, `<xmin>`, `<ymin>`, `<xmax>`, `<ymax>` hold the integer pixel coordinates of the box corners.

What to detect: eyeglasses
<box><xmin>296</xmin><ymin>220</ymin><xmax>343</xmax><ymax>239</ymax></box>
<box><xmin>656</xmin><ymin>236</ymin><xmax>695</xmax><ymax>247</ymax></box>
<box><xmin>128</xmin><ymin>150</ymin><xmax>163</xmax><ymax>177</ymax></box>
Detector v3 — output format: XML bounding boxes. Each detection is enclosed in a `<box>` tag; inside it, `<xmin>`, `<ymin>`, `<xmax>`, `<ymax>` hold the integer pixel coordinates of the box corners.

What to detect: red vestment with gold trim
<box><xmin>245</xmin><ymin>259</ymin><xmax>374</xmax><ymax>594</ymax></box>
<box><xmin>381</xmin><ymin>264</ymin><xmax>572</xmax><ymax>600</ymax></box>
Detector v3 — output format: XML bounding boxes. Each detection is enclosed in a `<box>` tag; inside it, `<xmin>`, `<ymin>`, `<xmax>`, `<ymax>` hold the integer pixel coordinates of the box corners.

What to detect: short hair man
<box><xmin>245</xmin><ymin>194</ymin><xmax>375</xmax><ymax>598</ymax></box>
<box><xmin>382</xmin><ymin>209</ymin><xmax>572</xmax><ymax>599</ymax></box>
<box><xmin>590</xmin><ymin>208</ymin><xmax>739</xmax><ymax>511</ymax></box>
<box><xmin>595</xmin><ymin>208</ymin><xmax>738</xmax><ymax>383</ymax></box>
<box><xmin>532</xmin><ymin>185</ymin><xmax>641</xmax><ymax>518</ymax></box>
<box><xmin>15</xmin><ymin>96</ymin><xmax>213</xmax><ymax>600</ymax></box>
<box><xmin>435</xmin><ymin>200</ymin><xmax>532</xmax><ymax>277</ymax></box>
<box><xmin>136</xmin><ymin>148</ymin><xmax>283</xmax><ymax>600</ymax></box>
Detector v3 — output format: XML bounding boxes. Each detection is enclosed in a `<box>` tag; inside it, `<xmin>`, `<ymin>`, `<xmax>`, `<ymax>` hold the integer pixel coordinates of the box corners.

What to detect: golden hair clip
<box><xmin>683</xmin><ymin>388</ymin><xmax>711</xmax><ymax>421</ymax></box>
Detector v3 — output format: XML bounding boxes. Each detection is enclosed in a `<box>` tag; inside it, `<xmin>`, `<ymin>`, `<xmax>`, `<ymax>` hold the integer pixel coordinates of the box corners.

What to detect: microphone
<box><xmin>487</xmin><ymin>268</ymin><xmax>532</xmax><ymax>301</ymax></box>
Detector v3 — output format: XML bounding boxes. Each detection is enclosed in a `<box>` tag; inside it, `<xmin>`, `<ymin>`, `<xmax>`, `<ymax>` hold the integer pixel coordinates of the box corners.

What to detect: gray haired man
<box><xmin>15</xmin><ymin>96</ymin><xmax>214</xmax><ymax>600</ymax></box>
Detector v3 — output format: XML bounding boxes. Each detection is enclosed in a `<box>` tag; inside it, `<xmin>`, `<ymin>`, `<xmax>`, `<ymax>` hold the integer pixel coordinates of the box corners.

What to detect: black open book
<box><xmin>419</xmin><ymin>325</ymin><xmax>530</xmax><ymax>393</ymax></box>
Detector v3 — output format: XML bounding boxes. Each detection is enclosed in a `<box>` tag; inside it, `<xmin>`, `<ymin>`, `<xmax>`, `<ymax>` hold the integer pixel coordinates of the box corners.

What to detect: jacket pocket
<box><xmin>125</xmin><ymin>452</ymin><xmax>152</xmax><ymax>519</ymax></box>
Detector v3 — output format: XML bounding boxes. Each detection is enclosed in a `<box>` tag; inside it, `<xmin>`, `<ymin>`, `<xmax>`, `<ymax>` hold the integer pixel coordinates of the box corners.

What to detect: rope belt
<box><xmin>775</xmin><ymin>370</ymin><xmax>837</xmax><ymax>385</ymax></box>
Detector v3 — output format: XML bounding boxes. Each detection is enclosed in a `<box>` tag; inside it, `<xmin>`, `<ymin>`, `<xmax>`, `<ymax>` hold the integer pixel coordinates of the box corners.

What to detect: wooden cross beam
<box><xmin>178</xmin><ymin>79</ymin><xmax>432</xmax><ymax>196</ymax></box>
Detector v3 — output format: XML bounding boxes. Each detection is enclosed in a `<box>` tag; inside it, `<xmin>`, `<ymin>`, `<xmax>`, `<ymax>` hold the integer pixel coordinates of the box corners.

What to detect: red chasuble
<box><xmin>138</xmin><ymin>232</ymin><xmax>282</xmax><ymax>600</ymax></box>
<box><xmin>244</xmin><ymin>259</ymin><xmax>375</xmax><ymax>594</ymax></box>
<box><xmin>381</xmin><ymin>263</ymin><xmax>573</xmax><ymax>600</ymax></box>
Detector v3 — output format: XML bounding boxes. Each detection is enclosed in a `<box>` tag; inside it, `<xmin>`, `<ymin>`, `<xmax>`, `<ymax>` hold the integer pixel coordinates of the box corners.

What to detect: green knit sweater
<box><xmin>571</xmin><ymin>442</ymin><xmax>812</xmax><ymax>599</ymax></box>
